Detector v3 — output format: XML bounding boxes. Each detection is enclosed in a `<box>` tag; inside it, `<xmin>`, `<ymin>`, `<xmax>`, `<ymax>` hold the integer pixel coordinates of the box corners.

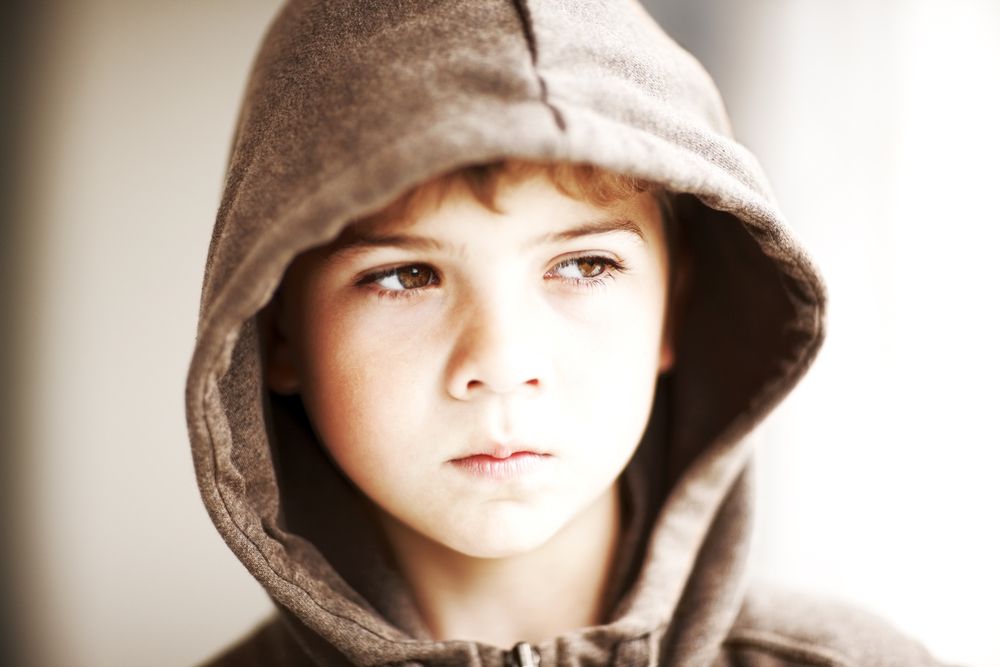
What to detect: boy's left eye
<box><xmin>547</xmin><ymin>256</ymin><xmax>622</xmax><ymax>281</ymax></box>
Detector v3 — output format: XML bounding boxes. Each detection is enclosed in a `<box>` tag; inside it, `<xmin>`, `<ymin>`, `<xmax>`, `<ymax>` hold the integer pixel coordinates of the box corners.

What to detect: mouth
<box><xmin>448</xmin><ymin>446</ymin><xmax>552</xmax><ymax>481</ymax></box>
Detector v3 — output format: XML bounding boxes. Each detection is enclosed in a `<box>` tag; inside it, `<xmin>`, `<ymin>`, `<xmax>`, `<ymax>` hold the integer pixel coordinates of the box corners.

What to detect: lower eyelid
<box><xmin>373</xmin><ymin>287</ymin><xmax>423</xmax><ymax>301</ymax></box>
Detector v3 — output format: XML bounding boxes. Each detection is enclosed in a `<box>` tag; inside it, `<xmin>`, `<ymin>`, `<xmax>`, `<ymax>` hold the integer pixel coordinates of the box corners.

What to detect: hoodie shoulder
<box><xmin>723</xmin><ymin>586</ymin><xmax>954</xmax><ymax>667</ymax></box>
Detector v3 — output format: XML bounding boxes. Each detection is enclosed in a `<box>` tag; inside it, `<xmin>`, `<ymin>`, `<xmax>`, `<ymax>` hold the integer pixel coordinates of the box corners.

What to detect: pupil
<box><xmin>399</xmin><ymin>265</ymin><xmax>431</xmax><ymax>289</ymax></box>
<box><xmin>579</xmin><ymin>259</ymin><xmax>604</xmax><ymax>277</ymax></box>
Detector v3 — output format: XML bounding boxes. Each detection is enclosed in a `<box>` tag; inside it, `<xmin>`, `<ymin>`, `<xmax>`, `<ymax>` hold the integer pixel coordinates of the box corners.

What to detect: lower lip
<box><xmin>449</xmin><ymin>452</ymin><xmax>551</xmax><ymax>481</ymax></box>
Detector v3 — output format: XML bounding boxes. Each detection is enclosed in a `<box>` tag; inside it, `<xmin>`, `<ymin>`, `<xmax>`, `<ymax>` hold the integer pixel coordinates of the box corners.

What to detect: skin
<box><xmin>264</xmin><ymin>171</ymin><xmax>671</xmax><ymax>645</ymax></box>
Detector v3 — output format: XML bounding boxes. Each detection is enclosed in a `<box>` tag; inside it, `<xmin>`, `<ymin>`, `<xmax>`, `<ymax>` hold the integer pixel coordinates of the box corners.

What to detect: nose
<box><xmin>445</xmin><ymin>290</ymin><xmax>553</xmax><ymax>400</ymax></box>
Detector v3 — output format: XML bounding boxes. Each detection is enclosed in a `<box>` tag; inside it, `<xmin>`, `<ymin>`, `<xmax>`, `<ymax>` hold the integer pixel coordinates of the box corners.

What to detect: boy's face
<box><xmin>266</xmin><ymin>173</ymin><xmax>670</xmax><ymax>558</ymax></box>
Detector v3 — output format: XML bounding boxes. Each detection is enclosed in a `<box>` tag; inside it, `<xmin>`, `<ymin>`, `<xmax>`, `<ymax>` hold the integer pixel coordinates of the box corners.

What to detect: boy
<box><xmin>186</xmin><ymin>1</ymin><xmax>949</xmax><ymax>665</ymax></box>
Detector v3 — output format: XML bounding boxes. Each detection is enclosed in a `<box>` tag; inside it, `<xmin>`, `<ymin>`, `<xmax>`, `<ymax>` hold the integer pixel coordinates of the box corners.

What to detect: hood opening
<box><xmin>218</xmin><ymin>188</ymin><xmax>819</xmax><ymax>647</ymax></box>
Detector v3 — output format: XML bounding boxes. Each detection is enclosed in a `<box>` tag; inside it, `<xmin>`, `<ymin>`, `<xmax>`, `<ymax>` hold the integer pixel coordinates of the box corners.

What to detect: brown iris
<box><xmin>575</xmin><ymin>258</ymin><xmax>606</xmax><ymax>278</ymax></box>
<box><xmin>397</xmin><ymin>265</ymin><xmax>434</xmax><ymax>289</ymax></box>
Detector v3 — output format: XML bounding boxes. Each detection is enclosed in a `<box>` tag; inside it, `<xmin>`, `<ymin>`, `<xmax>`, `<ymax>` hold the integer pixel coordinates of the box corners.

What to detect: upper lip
<box><xmin>450</xmin><ymin>442</ymin><xmax>550</xmax><ymax>461</ymax></box>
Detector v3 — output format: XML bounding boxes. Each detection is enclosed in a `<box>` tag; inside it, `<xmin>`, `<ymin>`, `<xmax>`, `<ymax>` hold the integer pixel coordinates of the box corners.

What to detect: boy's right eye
<box><xmin>359</xmin><ymin>264</ymin><xmax>439</xmax><ymax>292</ymax></box>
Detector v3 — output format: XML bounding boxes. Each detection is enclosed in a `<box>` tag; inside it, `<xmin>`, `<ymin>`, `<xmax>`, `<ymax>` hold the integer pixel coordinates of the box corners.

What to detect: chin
<box><xmin>446</xmin><ymin>532</ymin><xmax>556</xmax><ymax>560</ymax></box>
<box><xmin>433</xmin><ymin>505</ymin><xmax>569</xmax><ymax>559</ymax></box>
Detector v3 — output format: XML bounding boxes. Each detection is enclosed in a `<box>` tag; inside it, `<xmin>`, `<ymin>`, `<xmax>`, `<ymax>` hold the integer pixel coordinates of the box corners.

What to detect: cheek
<box><xmin>550</xmin><ymin>287</ymin><xmax>665</xmax><ymax>461</ymax></box>
<box><xmin>294</xmin><ymin>300</ymin><xmax>441</xmax><ymax>480</ymax></box>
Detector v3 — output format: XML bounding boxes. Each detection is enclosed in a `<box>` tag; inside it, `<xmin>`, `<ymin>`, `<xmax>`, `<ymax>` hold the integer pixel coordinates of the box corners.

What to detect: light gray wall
<box><xmin>7</xmin><ymin>2</ymin><xmax>280</xmax><ymax>665</ymax></box>
<box><xmin>643</xmin><ymin>3</ymin><xmax>1000</xmax><ymax>666</ymax></box>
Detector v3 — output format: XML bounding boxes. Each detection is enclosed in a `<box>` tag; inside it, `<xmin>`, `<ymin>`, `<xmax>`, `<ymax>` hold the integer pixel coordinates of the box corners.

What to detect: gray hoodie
<box><xmin>185</xmin><ymin>0</ymin><xmax>949</xmax><ymax>665</ymax></box>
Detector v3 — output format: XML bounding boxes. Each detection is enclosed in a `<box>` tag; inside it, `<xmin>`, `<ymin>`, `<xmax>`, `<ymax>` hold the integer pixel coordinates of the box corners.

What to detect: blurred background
<box><xmin>1</xmin><ymin>1</ymin><xmax>997</xmax><ymax>665</ymax></box>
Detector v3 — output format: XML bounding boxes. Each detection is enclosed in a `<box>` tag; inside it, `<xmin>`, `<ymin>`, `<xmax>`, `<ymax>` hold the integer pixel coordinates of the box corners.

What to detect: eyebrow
<box><xmin>321</xmin><ymin>216</ymin><xmax>646</xmax><ymax>261</ymax></box>
<box><xmin>319</xmin><ymin>226</ymin><xmax>445</xmax><ymax>262</ymax></box>
<box><xmin>533</xmin><ymin>217</ymin><xmax>647</xmax><ymax>247</ymax></box>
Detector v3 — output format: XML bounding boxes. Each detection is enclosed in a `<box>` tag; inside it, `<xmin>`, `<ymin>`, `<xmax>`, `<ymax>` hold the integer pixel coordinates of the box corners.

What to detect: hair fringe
<box><xmin>365</xmin><ymin>158</ymin><xmax>668</xmax><ymax>223</ymax></box>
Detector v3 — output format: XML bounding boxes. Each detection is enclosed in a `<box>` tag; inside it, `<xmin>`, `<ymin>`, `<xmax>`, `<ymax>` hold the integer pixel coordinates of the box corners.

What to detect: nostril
<box><xmin>462</xmin><ymin>377</ymin><xmax>540</xmax><ymax>395</ymax></box>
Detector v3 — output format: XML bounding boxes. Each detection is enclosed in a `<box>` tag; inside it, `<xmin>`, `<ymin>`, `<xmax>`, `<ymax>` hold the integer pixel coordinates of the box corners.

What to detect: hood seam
<box><xmin>509</xmin><ymin>0</ymin><xmax>566</xmax><ymax>132</ymax></box>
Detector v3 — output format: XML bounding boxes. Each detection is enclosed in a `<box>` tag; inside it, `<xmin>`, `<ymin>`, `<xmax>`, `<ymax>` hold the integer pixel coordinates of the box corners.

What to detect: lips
<box><xmin>448</xmin><ymin>447</ymin><xmax>552</xmax><ymax>481</ymax></box>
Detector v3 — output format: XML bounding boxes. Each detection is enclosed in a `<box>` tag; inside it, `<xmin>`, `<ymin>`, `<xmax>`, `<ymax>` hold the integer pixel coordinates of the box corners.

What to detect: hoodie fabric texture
<box><xmin>186</xmin><ymin>1</ymin><xmax>949</xmax><ymax>665</ymax></box>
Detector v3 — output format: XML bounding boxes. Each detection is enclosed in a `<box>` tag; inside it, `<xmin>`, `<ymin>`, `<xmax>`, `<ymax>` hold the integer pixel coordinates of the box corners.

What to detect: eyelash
<box><xmin>546</xmin><ymin>255</ymin><xmax>628</xmax><ymax>289</ymax></box>
<box><xmin>355</xmin><ymin>255</ymin><xmax>629</xmax><ymax>301</ymax></box>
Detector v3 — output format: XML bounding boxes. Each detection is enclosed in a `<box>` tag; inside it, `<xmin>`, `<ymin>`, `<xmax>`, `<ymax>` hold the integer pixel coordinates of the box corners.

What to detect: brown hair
<box><xmin>366</xmin><ymin>157</ymin><xmax>668</xmax><ymax>222</ymax></box>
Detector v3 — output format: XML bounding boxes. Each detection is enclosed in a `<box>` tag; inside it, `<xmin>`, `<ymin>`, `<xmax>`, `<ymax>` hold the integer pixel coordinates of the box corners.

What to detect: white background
<box><xmin>6</xmin><ymin>1</ymin><xmax>998</xmax><ymax>665</ymax></box>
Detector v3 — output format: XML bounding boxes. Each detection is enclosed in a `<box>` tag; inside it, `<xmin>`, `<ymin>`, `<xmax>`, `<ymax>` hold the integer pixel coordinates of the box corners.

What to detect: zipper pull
<box><xmin>504</xmin><ymin>642</ymin><xmax>539</xmax><ymax>667</ymax></box>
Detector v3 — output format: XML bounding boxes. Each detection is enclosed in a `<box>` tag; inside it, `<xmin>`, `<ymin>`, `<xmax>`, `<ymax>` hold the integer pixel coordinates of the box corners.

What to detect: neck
<box><xmin>377</xmin><ymin>484</ymin><xmax>622</xmax><ymax>647</ymax></box>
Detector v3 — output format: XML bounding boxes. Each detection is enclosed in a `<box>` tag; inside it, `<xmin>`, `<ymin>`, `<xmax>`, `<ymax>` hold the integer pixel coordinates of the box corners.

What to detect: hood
<box><xmin>186</xmin><ymin>0</ymin><xmax>826</xmax><ymax>665</ymax></box>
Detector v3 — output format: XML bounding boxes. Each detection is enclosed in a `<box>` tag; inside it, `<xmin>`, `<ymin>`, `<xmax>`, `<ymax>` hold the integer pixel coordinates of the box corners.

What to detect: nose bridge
<box><xmin>447</xmin><ymin>280</ymin><xmax>550</xmax><ymax>397</ymax></box>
